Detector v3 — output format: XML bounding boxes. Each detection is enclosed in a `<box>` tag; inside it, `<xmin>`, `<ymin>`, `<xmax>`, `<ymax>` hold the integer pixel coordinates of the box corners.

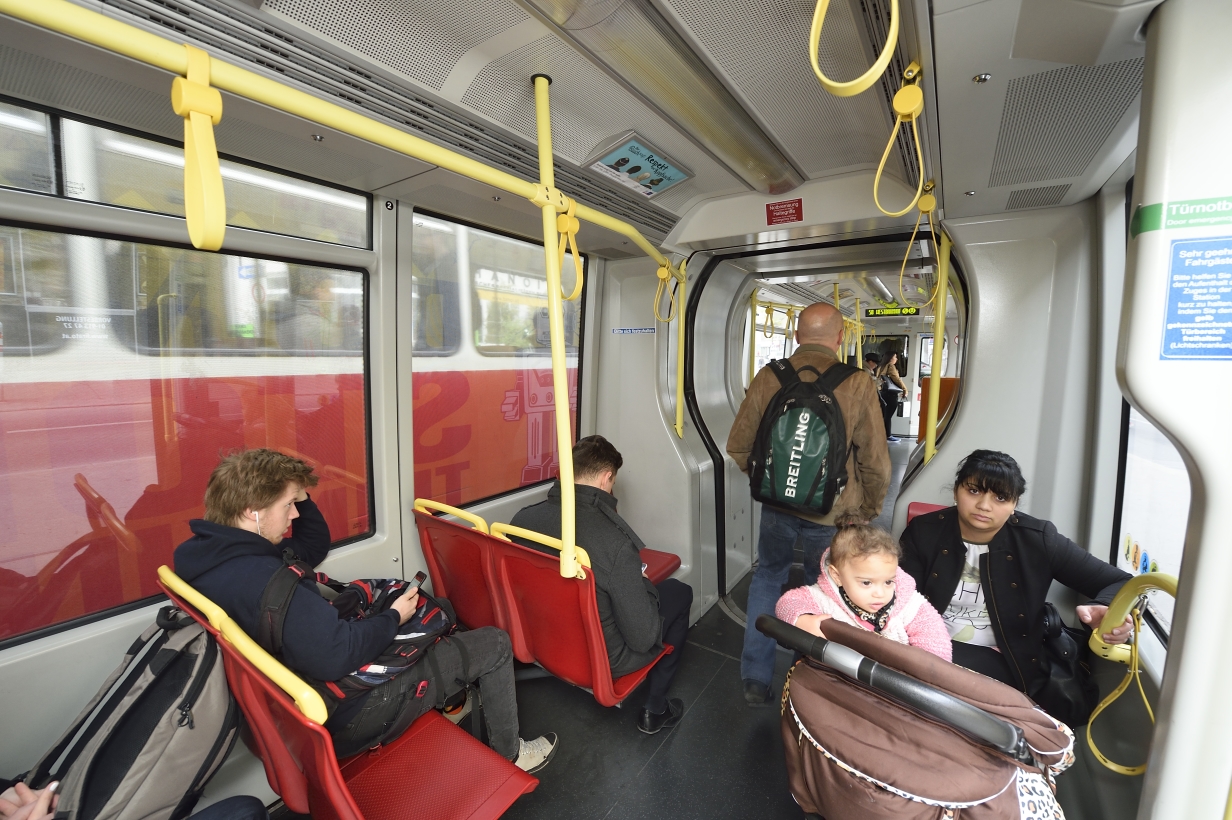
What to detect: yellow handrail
<box><xmin>922</xmin><ymin>231</ymin><xmax>950</xmax><ymax>464</ymax></box>
<box><xmin>1085</xmin><ymin>572</ymin><xmax>1178</xmax><ymax>776</ymax></box>
<box><xmin>157</xmin><ymin>566</ymin><xmax>329</xmax><ymax>724</ymax></box>
<box><xmin>412</xmin><ymin>498</ymin><xmax>490</xmax><ymax>534</ymax></box>
<box><xmin>809</xmin><ymin>0</ymin><xmax>899</xmax><ymax>98</ymax></box>
<box><xmin>489</xmin><ymin>523</ymin><xmax>592</xmax><ymax>575</ymax></box>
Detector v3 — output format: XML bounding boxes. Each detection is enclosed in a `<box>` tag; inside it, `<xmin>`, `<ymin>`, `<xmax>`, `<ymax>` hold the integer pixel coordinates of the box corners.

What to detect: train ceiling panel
<box><xmin>661</xmin><ymin>0</ymin><xmax>896</xmax><ymax>179</ymax></box>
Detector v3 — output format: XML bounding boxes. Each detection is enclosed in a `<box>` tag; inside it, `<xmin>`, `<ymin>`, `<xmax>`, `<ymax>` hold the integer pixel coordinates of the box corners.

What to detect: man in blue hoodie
<box><xmin>173</xmin><ymin>449</ymin><xmax>556</xmax><ymax>769</ymax></box>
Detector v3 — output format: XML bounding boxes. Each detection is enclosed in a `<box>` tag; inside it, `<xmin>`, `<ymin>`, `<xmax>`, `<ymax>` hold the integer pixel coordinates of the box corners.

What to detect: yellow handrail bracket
<box><xmin>171</xmin><ymin>45</ymin><xmax>225</xmax><ymax>251</ymax></box>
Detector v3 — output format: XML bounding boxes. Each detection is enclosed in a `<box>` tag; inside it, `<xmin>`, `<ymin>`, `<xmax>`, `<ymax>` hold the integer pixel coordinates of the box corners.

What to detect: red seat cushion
<box><xmin>907</xmin><ymin>502</ymin><xmax>947</xmax><ymax>524</ymax></box>
<box><xmin>639</xmin><ymin>548</ymin><xmax>681</xmax><ymax>585</ymax></box>
<box><xmin>413</xmin><ymin>511</ymin><xmax>505</xmax><ymax>633</ymax></box>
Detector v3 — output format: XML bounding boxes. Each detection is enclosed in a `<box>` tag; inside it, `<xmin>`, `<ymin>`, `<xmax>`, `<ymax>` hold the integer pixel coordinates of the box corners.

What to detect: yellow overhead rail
<box><xmin>0</xmin><ymin>0</ymin><xmax>696</xmax><ymax>580</ymax></box>
<box><xmin>809</xmin><ymin>0</ymin><xmax>900</xmax><ymax>98</ymax></box>
<box><xmin>1086</xmin><ymin>572</ymin><xmax>1179</xmax><ymax>776</ymax></box>
<box><xmin>746</xmin><ymin>295</ymin><xmax>864</xmax><ymax>384</ymax></box>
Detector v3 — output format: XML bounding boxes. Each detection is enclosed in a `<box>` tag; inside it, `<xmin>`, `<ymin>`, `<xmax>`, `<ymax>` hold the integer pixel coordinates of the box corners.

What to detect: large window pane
<box><xmin>61</xmin><ymin>121</ymin><xmax>370</xmax><ymax>248</ymax></box>
<box><xmin>1115</xmin><ymin>406</ymin><xmax>1188</xmax><ymax>632</ymax></box>
<box><xmin>0</xmin><ymin>102</ymin><xmax>54</xmax><ymax>195</ymax></box>
<box><xmin>410</xmin><ymin>216</ymin><xmax>582</xmax><ymax>505</ymax></box>
<box><xmin>0</xmin><ymin>225</ymin><xmax>370</xmax><ymax>642</ymax></box>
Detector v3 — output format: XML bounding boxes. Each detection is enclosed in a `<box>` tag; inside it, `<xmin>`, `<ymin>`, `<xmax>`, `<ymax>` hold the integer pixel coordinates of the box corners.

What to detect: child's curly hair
<box><xmin>828</xmin><ymin>524</ymin><xmax>900</xmax><ymax>567</ymax></box>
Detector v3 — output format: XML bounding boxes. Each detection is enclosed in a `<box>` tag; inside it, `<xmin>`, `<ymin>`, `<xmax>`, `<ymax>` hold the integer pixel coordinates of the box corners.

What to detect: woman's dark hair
<box><xmin>955</xmin><ymin>450</ymin><xmax>1026</xmax><ymax>501</ymax></box>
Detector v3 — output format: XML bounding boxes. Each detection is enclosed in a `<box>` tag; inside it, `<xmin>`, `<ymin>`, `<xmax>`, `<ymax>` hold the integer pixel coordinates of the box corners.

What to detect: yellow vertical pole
<box><xmin>748</xmin><ymin>292</ymin><xmax>758</xmax><ymax>384</ymax></box>
<box><xmin>674</xmin><ymin>263</ymin><xmax>687</xmax><ymax>437</ymax></box>
<box><xmin>855</xmin><ymin>298</ymin><xmax>862</xmax><ymax>364</ymax></box>
<box><xmin>532</xmin><ymin>74</ymin><xmax>578</xmax><ymax>579</ymax></box>
<box><xmin>923</xmin><ymin>232</ymin><xmax>951</xmax><ymax>464</ymax></box>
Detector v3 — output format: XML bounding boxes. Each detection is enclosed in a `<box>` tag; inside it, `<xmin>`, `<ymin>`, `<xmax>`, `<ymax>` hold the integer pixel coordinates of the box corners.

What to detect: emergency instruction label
<box><xmin>1161</xmin><ymin>237</ymin><xmax>1232</xmax><ymax>359</ymax></box>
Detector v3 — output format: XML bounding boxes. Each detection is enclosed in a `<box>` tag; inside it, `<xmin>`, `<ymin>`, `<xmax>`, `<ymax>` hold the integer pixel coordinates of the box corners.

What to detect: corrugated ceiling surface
<box><xmin>462</xmin><ymin>35</ymin><xmax>742</xmax><ymax>201</ymax></box>
<box><xmin>664</xmin><ymin>0</ymin><xmax>892</xmax><ymax>178</ymax></box>
<box><xmin>264</xmin><ymin>0</ymin><xmax>529</xmax><ymax>91</ymax></box>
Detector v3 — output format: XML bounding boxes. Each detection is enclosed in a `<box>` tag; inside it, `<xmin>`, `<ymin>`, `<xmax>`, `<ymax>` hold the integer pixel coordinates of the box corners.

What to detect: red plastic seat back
<box><xmin>160</xmin><ymin>584</ymin><xmax>362</xmax><ymax>820</ymax></box>
<box><xmin>489</xmin><ymin>538</ymin><xmax>603</xmax><ymax>690</ymax></box>
<box><xmin>413</xmin><ymin>511</ymin><xmax>504</xmax><ymax>632</ymax></box>
<box><xmin>907</xmin><ymin>502</ymin><xmax>947</xmax><ymax>524</ymax></box>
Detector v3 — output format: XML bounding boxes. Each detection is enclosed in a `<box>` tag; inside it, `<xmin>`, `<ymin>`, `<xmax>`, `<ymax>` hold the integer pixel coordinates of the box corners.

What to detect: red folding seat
<box><xmin>412</xmin><ymin>500</ymin><xmax>507</xmax><ymax>633</ymax></box>
<box><xmin>156</xmin><ymin>566</ymin><xmax>537</xmax><ymax>820</ymax></box>
<box><xmin>485</xmin><ymin>525</ymin><xmax>672</xmax><ymax>707</ymax></box>
<box><xmin>638</xmin><ymin>548</ymin><xmax>681</xmax><ymax>585</ymax></box>
<box><xmin>907</xmin><ymin>501</ymin><xmax>948</xmax><ymax>523</ymax></box>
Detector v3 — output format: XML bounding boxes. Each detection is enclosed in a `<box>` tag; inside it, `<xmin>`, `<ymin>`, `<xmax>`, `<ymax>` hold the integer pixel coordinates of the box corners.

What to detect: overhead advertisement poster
<box><xmin>589</xmin><ymin>135</ymin><xmax>690</xmax><ymax>198</ymax></box>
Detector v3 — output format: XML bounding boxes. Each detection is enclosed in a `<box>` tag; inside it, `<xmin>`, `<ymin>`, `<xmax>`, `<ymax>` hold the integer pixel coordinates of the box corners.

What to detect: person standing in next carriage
<box><xmin>875</xmin><ymin>349</ymin><xmax>909</xmax><ymax>442</ymax></box>
<box><xmin>727</xmin><ymin>302</ymin><xmax>891</xmax><ymax>707</ymax></box>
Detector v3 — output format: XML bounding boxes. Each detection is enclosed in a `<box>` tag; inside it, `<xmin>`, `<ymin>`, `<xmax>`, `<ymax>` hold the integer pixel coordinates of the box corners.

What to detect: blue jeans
<box><xmin>740</xmin><ymin>506</ymin><xmax>837</xmax><ymax>687</ymax></box>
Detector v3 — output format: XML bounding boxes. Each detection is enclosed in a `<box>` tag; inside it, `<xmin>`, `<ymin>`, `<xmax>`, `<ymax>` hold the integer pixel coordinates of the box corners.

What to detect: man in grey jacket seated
<box><xmin>510</xmin><ymin>435</ymin><xmax>693</xmax><ymax>734</ymax></box>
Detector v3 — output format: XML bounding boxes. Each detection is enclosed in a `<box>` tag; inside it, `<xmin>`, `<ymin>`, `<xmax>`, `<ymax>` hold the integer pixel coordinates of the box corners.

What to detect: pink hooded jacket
<box><xmin>775</xmin><ymin>549</ymin><xmax>952</xmax><ymax>661</ymax></box>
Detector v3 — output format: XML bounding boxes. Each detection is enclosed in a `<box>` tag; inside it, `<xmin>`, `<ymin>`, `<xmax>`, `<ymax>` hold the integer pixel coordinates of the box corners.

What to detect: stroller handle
<box><xmin>756</xmin><ymin>615</ymin><xmax>1031</xmax><ymax>762</ymax></box>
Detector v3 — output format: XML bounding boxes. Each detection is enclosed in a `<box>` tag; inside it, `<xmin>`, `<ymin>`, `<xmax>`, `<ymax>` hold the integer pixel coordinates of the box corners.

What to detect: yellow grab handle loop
<box><xmin>873</xmin><ymin>69</ymin><xmax>927</xmax><ymax>218</ymax></box>
<box><xmin>897</xmin><ymin>186</ymin><xmax>942</xmax><ymax>309</ymax></box>
<box><xmin>1086</xmin><ymin>606</ymin><xmax>1154</xmax><ymax>776</ymax></box>
<box><xmin>556</xmin><ymin>201</ymin><xmax>584</xmax><ymax>301</ymax></box>
<box><xmin>785</xmin><ymin>308</ymin><xmax>796</xmax><ymax>340</ymax></box>
<box><xmin>171</xmin><ymin>46</ymin><xmax>225</xmax><ymax>251</ymax></box>
<box><xmin>762</xmin><ymin>304</ymin><xmax>776</xmax><ymax>338</ymax></box>
<box><xmin>809</xmin><ymin>0</ymin><xmax>899</xmax><ymax>97</ymax></box>
<box><xmin>654</xmin><ymin>265</ymin><xmax>677</xmax><ymax>322</ymax></box>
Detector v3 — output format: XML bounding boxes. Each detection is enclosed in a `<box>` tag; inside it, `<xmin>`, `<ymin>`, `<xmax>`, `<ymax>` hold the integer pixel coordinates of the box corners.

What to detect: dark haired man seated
<box><xmin>173</xmin><ymin>449</ymin><xmax>556</xmax><ymax>770</ymax></box>
<box><xmin>510</xmin><ymin>435</ymin><xmax>693</xmax><ymax>734</ymax></box>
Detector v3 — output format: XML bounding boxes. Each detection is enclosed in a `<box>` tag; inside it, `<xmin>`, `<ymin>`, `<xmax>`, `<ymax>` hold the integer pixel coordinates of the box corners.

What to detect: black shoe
<box><xmin>637</xmin><ymin>698</ymin><xmax>684</xmax><ymax>734</ymax></box>
<box><xmin>743</xmin><ymin>680</ymin><xmax>772</xmax><ymax>707</ymax></box>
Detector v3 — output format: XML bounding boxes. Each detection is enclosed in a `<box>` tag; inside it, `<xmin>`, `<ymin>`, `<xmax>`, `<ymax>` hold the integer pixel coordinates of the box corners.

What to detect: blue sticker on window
<box><xmin>1161</xmin><ymin>236</ymin><xmax>1232</xmax><ymax>359</ymax></box>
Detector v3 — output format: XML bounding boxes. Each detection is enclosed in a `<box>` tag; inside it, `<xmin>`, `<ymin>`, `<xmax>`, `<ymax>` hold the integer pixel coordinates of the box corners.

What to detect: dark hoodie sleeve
<box><xmin>1043</xmin><ymin>521</ymin><xmax>1132</xmax><ymax>605</ymax></box>
<box><xmin>282</xmin><ymin>496</ymin><xmax>332</xmax><ymax>567</ymax></box>
<box><xmin>279</xmin><ymin>581</ymin><xmax>400</xmax><ymax>682</ymax></box>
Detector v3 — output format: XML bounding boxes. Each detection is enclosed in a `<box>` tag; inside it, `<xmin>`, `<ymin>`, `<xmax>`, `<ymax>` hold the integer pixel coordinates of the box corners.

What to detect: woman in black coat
<box><xmin>899</xmin><ymin>450</ymin><xmax>1134</xmax><ymax>719</ymax></box>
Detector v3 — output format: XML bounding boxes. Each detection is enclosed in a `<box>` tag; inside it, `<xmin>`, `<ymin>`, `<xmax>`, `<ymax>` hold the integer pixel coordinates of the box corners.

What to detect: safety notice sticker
<box><xmin>1161</xmin><ymin>237</ymin><xmax>1232</xmax><ymax>359</ymax></box>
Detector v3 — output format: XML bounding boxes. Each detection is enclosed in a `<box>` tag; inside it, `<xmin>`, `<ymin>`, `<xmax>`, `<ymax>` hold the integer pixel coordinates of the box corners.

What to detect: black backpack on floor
<box><xmin>747</xmin><ymin>359</ymin><xmax>861</xmax><ymax>517</ymax></box>
<box><xmin>21</xmin><ymin>607</ymin><xmax>239</xmax><ymax>820</ymax></box>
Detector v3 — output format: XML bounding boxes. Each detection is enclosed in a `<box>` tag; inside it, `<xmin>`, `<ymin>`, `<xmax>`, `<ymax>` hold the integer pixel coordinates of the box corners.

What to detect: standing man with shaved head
<box><xmin>727</xmin><ymin>301</ymin><xmax>890</xmax><ymax>705</ymax></box>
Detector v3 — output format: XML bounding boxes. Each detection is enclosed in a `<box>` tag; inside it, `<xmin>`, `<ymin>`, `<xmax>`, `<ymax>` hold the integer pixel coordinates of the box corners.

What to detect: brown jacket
<box><xmin>875</xmin><ymin>361</ymin><xmax>908</xmax><ymax>394</ymax></box>
<box><xmin>727</xmin><ymin>344</ymin><xmax>891</xmax><ymax>525</ymax></box>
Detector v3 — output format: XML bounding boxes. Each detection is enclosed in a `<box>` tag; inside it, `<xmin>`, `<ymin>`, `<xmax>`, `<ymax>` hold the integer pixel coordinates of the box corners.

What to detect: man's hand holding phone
<box><xmin>390</xmin><ymin>571</ymin><xmax>427</xmax><ymax>625</ymax></box>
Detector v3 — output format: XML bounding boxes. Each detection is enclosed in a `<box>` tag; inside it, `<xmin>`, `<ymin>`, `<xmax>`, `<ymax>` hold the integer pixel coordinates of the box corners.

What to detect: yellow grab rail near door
<box><xmin>0</xmin><ymin>0</ymin><xmax>700</xmax><ymax>581</ymax></box>
<box><xmin>922</xmin><ymin>231</ymin><xmax>951</xmax><ymax>464</ymax></box>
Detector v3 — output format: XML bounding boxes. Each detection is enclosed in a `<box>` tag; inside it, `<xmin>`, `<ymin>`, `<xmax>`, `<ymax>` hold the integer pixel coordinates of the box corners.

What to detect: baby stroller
<box><xmin>757</xmin><ymin>616</ymin><xmax>1074</xmax><ymax>819</ymax></box>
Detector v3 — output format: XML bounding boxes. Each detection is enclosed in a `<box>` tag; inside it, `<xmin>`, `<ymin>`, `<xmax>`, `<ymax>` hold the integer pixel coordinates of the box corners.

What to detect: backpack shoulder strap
<box><xmin>815</xmin><ymin>362</ymin><xmax>862</xmax><ymax>394</ymax></box>
<box><xmin>255</xmin><ymin>552</ymin><xmax>314</xmax><ymax>657</ymax></box>
<box><xmin>767</xmin><ymin>358</ymin><xmax>799</xmax><ymax>388</ymax></box>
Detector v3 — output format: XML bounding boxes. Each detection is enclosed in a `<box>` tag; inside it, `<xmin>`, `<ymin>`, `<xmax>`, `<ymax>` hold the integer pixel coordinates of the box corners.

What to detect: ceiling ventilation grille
<box><xmin>91</xmin><ymin>0</ymin><xmax>677</xmax><ymax>236</ymax></box>
<box><xmin>1005</xmin><ymin>184</ymin><xmax>1071</xmax><ymax>210</ymax></box>
<box><xmin>989</xmin><ymin>59</ymin><xmax>1143</xmax><ymax>188</ymax></box>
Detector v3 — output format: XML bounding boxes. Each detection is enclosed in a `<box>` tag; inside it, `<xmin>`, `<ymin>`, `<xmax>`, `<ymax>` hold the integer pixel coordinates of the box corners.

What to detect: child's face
<box><xmin>827</xmin><ymin>553</ymin><xmax>897</xmax><ymax>612</ymax></box>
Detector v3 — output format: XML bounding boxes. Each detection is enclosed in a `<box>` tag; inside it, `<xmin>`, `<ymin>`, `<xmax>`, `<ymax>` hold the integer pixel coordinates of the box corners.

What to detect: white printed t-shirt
<box><xmin>941</xmin><ymin>542</ymin><xmax>998</xmax><ymax>647</ymax></box>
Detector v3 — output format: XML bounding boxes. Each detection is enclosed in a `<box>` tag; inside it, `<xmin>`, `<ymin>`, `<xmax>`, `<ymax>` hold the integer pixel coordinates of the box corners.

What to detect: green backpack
<box><xmin>747</xmin><ymin>359</ymin><xmax>860</xmax><ymax>516</ymax></box>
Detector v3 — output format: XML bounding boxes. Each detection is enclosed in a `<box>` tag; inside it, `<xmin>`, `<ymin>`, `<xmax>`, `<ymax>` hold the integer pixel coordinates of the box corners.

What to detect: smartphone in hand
<box><xmin>411</xmin><ymin>570</ymin><xmax>427</xmax><ymax>591</ymax></box>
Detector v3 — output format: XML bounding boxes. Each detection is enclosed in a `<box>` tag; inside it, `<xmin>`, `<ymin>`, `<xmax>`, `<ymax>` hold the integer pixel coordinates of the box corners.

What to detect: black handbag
<box><xmin>1033</xmin><ymin>602</ymin><xmax>1100</xmax><ymax>727</ymax></box>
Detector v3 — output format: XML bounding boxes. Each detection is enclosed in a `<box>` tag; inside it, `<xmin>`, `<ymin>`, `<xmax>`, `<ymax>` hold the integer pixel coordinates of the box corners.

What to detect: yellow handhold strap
<box><xmin>762</xmin><ymin>304</ymin><xmax>776</xmax><ymax>338</ymax></box>
<box><xmin>654</xmin><ymin>264</ymin><xmax>677</xmax><ymax>322</ymax></box>
<box><xmin>897</xmin><ymin>187</ymin><xmax>942</xmax><ymax>309</ymax></box>
<box><xmin>873</xmin><ymin>64</ymin><xmax>926</xmax><ymax>218</ymax></box>
<box><xmin>809</xmin><ymin>0</ymin><xmax>899</xmax><ymax>97</ymax></box>
<box><xmin>170</xmin><ymin>45</ymin><xmax>225</xmax><ymax>251</ymax></box>
<box><xmin>1087</xmin><ymin>606</ymin><xmax>1154</xmax><ymax>776</ymax></box>
<box><xmin>556</xmin><ymin>201</ymin><xmax>583</xmax><ymax>301</ymax></box>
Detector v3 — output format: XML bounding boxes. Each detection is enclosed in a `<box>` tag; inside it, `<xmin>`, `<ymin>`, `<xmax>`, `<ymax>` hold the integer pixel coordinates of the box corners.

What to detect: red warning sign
<box><xmin>766</xmin><ymin>198</ymin><xmax>803</xmax><ymax>226</ymax></box>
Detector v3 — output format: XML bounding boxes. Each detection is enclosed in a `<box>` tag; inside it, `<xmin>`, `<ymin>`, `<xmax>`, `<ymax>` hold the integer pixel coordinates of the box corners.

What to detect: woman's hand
<box><xmin>795</xmin><ymin>613</ymin><xmax>832</xmax><ymax>637</ymax></box>
<box><xmin>1076</xmin><ymin>604</ymin><xmax>1133</xmax><ymax>644</ymax></box>
<box><xmin>0</xmin><ymin>783</ymin><xmax>58</xmax><ymax>820</ymax></box>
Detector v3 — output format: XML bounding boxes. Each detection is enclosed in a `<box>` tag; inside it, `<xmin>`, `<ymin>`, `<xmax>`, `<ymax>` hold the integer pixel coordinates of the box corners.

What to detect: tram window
<box><xmin>60</xmin><ymin>120</ymin><xmax>370</xmax><ymax>248</ymax></box>
<box><xmin>0</xmin><ymin>224</ymin><xmax>370</xmax><ymax>643</ymax></box>
<box><xmin>1114</xmin><ymin>405</ymin><xmax>1188</xmax><ymax>634</ymax></box>
<box><xmin>0</xmin><ymin>101</ymin><xmax>54</xmax><ymax>195</ymax></box>
<box><xmin>747</xmin><ymin>308</ymin><xmax>796</xmax><ymax>384</ymax></box>
<box><xmin>410</xmin><ymin>214</ymin><xmax>583</xmax><ymax>506</ymax></box>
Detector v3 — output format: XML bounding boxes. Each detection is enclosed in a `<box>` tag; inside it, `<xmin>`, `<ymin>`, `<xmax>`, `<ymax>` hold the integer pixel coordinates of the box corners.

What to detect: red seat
<box><xmin>907</xmin><ymin>502</ymin><xmax>947</xmax><ymax>523</ymax></box>
<box><xmin>157</xmin><ymin>568</ymin><xmax>536</xmax><ymax>820</ymax></box>
<box><xmin>639</xmin><ymin>548</ymin><xmax>681</xmax><ymax>585</ymax></box>
<box><xmin>413</xmin><ymin>507</ymin><xmax>506</xmax><ymax>633</ymax></box>
<box><xmin>485</xmin><ymin>528</ymin><xmax>672</xmax><ymax>707</ymax></box>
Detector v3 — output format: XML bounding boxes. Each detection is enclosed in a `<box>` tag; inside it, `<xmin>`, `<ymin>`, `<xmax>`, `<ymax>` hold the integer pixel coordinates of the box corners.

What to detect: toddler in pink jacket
<box><xmin>775</xmin><ymin>525</ymin><xmax>952</xmax><ymax>661</ymax></box>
